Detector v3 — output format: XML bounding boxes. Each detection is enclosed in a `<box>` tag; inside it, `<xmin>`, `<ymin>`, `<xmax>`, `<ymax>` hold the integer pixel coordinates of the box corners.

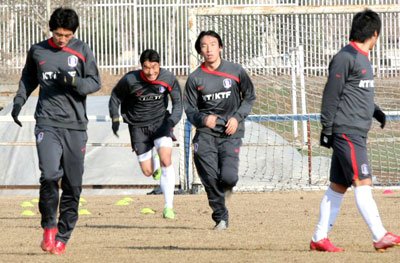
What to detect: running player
<box><xmin>311</xmin><ymin>9</ymin><xmax>400</xmax><ymax>252</ymax></box>
<box><xmin>184</xmin><ymin>31</ymin><xmax>256</xmax><ymax>230</ymax></box>
<box><xmin>11</xmin><ymin>7</ymin><xmax>101</xmax><ymax>255</ymax></box>
<box><xmin>109</xmin><ymin>49</ymin><xmax>182</xmax><ymax>219</ymax></box>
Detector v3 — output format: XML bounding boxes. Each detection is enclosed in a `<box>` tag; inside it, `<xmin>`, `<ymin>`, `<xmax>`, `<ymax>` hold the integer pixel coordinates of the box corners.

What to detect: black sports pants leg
<box><xmin>193</xmin><ymin>132</ymin><xmax>228</xmax><ymax>224</ymax></box>
<box><xmin>56</xmin><ymin>128</ymin><xmax>87</xmax><ymax>244</ymax></box>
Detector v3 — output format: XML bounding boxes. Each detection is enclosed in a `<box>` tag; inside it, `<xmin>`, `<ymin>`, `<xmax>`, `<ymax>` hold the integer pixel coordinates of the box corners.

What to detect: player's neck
<box><xmin>352</xmin><ymin>40</ymin><xmax>372</xmax><ymax>54</ymax></box>
<box><xmin>203</xmin><ymin>57</ymin><xmax>222</xmax><ymax>71</ymax></box>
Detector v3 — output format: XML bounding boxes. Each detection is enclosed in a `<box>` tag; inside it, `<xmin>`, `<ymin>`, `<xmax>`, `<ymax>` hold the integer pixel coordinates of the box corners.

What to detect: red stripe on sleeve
<box><xmin>342</xmin><ymin>134</ymin><xmax>359</xmax><ymax>180</ymax></box>
<box><xmin>140</xmin><ymin>71</ymin><xmax>172</xmax><ymax>91</ymax></box>
<box><xmin>201</xmin><ymin>63</ymin><xmax>240</xmax><ymax>82</ymax></box>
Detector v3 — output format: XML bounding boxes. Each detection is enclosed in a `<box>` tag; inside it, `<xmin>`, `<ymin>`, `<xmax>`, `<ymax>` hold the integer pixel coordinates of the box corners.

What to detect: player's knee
<box><xmin>160</xmin><ymin>158</ymin><xmax>172</xmax><ymax>167</ymax></box>
<box><xmin>40</xmin><ymin>168</ymin><xmax>62</xmax><ymax>183</ymax></box>
<box><xmin>221</xmin><ymin>173</ymin><xmax>238</xmax><ymax>187</ymax></box>
<box><xmin>142</xmin><ymin>169</ymin><xmax>153</xmax><ymax>177</ymax></box>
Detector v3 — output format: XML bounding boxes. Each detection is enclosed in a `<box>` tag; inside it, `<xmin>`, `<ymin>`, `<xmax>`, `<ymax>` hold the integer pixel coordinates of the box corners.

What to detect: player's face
<box><xmin>52</xmin><ymin>28</ymin><xmax>74</xmax><ymax>48</ymax></box>
<box><xmin>200</xmin><ymin>35</ymin><xmax>222</xmax><ymax>64</ymax></box>
<box><xmin>142</xmin><ymin>60</ymin><xmax>160</xmax><ymax>81</ymax></box>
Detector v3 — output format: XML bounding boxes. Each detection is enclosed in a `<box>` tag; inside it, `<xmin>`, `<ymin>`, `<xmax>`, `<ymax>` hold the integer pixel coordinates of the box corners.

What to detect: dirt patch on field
<box><xmin>0</xmin><ymin>191</ymin><xmax>399</xmax><ymax>262</ymax></box>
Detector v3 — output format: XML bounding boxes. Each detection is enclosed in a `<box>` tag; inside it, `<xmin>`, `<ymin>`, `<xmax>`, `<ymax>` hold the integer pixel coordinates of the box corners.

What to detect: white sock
<box><xmin>152</xmin><ymin>149</ymin><xmax>160</xmax><ymax>173</ymax></box>
<box><xmin>160</xmin><ymin>165</ymin><xmax>175</xmax><ymax>208</ymax></box>
<box><xmin>354</xmin><ymin>185</ymin><xmax>387</xmax><ymax>242</ymax></box>
<box><xmin>312</xmin><ymin>186</ymin><xmax>344</xmax><ymax>242</ymax></box>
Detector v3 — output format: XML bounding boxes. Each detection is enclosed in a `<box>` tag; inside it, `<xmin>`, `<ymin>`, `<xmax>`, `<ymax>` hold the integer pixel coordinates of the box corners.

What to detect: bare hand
<box><xmin>204</xmin><ymin>115</ymin><xmax>218</xmax><ymax>129</ymax></box>
<box><xmin>225</xmin><ymin>117</ymin><xmax>238</xmax><ymax>135</ymax></box>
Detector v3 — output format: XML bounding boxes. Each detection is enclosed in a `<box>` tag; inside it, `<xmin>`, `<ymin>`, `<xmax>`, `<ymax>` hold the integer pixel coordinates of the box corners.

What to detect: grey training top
<box><xmin>184</xmin><ymin>59</ymin><xmax>256</xmax><ymax>138</ymax></box>
<box><xmin>14</xmin><ymin>37</ymin><xmax>101</xmax><ymax>130</ymax></box>
<box><xmin>321</xmin><ymin>42</ymin><xmax>380</xmax><ymax>137</ymax></box>
<box><xmin>108</xmin><ymin>68</ymin><xmax>183</xmax><ymax>127</ymax></box>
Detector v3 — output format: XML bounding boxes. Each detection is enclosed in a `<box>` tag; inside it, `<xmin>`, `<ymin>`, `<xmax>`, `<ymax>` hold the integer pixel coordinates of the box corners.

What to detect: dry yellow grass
<box><xmin>0</xmin><ymin>191</ymin><xmax>399</xmax><ymax>262</ymax></box>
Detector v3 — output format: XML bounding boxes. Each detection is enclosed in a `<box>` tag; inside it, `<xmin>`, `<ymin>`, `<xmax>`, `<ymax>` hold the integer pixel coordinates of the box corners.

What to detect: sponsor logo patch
<box><xmin>361</xmin><ymin>164</ymin><xmax>369</xmax><ymax>175</ymax></box>
<box><xmin>159</xmin><ymin>86</ymin><xmax>166</xmax><ymax>93</ymax></box>
<box><xmin>223</xmin><ymin>78</ymin><xmax>232</xmax><ymax>89</ymax></box>
<box><xmin>194</xmin><ymin>143</ymin><xmax>198</xmax><ymax>152</ymax></box>
<box><xmin>37</xmin><ymin>132</ymin><xmax>44</xmax><ymax>144</ymax></box>
<box><xmin>68</xmin><ymin>55</ymin><xmax>78</xmax><ymax>67</ymax></box>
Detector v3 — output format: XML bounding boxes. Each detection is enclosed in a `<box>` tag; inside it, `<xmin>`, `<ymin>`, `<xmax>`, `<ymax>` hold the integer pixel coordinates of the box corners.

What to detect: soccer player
<box><xmin>311</xmin><ymin>9</ymin><xmax>400</xmax><ymax>252</ymax></box>
<box><xmin>109</xmin><ymin>49</ymin><xmax>182</xmax><ymax>219</ymax></box>
<box><xmin>11</xmin><ymin>8</ymin><xmax>101</xmax><ymax>255</ymax></box>
<box><xmin>184</xmin><ymin>31</ymin><xmax>256</xmax><ymax>230</ymax></box>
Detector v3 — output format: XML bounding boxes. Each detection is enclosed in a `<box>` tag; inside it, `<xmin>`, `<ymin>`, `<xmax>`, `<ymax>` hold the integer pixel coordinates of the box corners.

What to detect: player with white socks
<box><xmin>311</xmin><ymin>9</ymin><xmax>400</xmax><ymax>252</ymax></box>
<box><xmin>109</xmin><ymin>49</ymin><xmax>183</xmax><ymax>219</ymax></box>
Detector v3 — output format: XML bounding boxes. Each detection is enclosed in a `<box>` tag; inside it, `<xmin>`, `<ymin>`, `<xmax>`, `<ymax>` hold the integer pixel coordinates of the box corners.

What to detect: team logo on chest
<box><xmin>68</xmin><ymin>55</ymin><xmax>78</xmax><ymax>68</ymax></box>
<box><xmin>159</xmin><ymin>86</ymin><xmax>166</xmax><ymax>93</ymax></box>
<box><xmin>223</xmin><ymin>78</ymin><xmax>232</xmax><ymax>89</ymax></box>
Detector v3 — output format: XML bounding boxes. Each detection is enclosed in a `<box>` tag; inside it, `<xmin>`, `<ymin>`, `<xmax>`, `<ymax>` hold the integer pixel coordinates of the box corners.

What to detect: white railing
<box><xmin>0</xmin><ymin>0</ymin><xmax>399</xmax><ymax>76</ymax></box>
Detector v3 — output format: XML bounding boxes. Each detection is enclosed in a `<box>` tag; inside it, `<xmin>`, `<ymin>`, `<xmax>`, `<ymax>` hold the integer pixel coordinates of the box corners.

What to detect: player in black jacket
<box><xmin>109</xmin><ymin>49</ymin><xmax>183</xmax><ymax>219</ymax></box>
<box><xmin>11</xmin><ymin>7</ymin><xmax>101</xmax><ymax>255</ymax></box>
<box><xmin>310</xmin><ymin>9</ymin><xmax>400</xmax><ymax>252</ymax></box>
<box><xmin>184</xmin><ymin>31</ymin><xmax>256</xmax><ymax>230</ymax></box>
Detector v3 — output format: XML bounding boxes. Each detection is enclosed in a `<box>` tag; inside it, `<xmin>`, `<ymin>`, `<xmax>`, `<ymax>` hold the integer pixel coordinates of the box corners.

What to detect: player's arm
<box><xmin>108</xmin><ymin>76</ymin><xmax>129</xmax><ymax>136</ymax></box>
<box><xmin>225</xmin><ymin>68</ymin><xmax>256</xmax><ymax>135</ymax></box>
<box><xmin>320</xmin><ymin>53</ymin><xmax>351</xmax><ymax>135</ymax></box>
<box><xmin>167</xmin><ymin>76</ymin><xmax>183</xmax><ymax>127</ymax></box>
<box><xmin>183</xmin><ymin>76</ymin><xmax>208</xmax><ymax>128</ymax></box>
<box><xmin>12</xmin><ymin>47</ymin><xmax>39</xmax><ymax>126</ymax></box>
<box><xmin>233</xmin><ymin>68</ymin><xmax>256</xmax><ymax>122</ymax></box>
<box><xmin>320</xmin><ymin>53</ymin><xmax>351</xmax><ymax>147</ymax></box>
<box><xmin>58</xmin><ymin>45</ymin><xmax>101</xmax><ymax>96</ymax></box>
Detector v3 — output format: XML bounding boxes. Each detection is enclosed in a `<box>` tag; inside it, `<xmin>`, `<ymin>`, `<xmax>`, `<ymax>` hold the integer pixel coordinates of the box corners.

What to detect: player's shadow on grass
<box><xmin>83</xmin><ymin>224</ymin><xmax>202</xmax><ymax>230</ymax></box>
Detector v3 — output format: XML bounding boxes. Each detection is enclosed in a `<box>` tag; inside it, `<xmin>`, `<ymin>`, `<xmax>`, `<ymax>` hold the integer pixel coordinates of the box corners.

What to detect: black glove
<box><xmin>373</xmin><ymin>109</ymin><xmax>386</xmax><ymax>129</ymax></box>
<box><xmin>320</xmin><ymin>132</ymin><xmax>333</xmax><ymax>149</ymax></box>
<box><xmin>11</xmin><ymin>104</ymin><xmax>22</xmax><ymax>127</ymax></box>
<box><xmin>112</xmin><ymin>120</ymin><xmax>120</xmax><ymax>137</ymax></box>
<box><xmin>57</xmin><ymin>69</ymin><xmax>76</xmax><ymax>87</ymax></box>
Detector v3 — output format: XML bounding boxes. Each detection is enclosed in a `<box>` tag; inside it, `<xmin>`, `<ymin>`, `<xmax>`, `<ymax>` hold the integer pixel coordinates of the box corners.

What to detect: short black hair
<box><xmin>349</xmin><ymin>9</ymin><xmax>381</xmax><ymax>42</ymax></box>
<box><xmin>140</xmin><ymin>49</ymin><xmax>160</xmax><ymax>65</ymax></box>
<box><xmin>195</xmin><ymin>31</ymin><xmax>223</xmax><ymax>54</ymax></box>
<box><xmin>49</xmin><ymin>7</ymin><xmax>79</xmax><ymax>33</ymax></box>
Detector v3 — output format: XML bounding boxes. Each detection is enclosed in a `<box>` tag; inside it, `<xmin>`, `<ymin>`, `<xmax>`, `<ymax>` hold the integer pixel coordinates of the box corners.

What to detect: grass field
<box><xmin>0</xmin><ymin>191</ymin><xmax>399</xmax><ymax>263</ymax></box>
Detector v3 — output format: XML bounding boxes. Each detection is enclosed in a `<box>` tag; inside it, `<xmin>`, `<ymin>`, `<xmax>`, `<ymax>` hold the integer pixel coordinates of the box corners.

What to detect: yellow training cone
<box><xmin>20</xmin><ymin>201</ymin><xmax>34</xmax><ymax>208</ymax></box>
<box><xmin>21</xmin><ymin>210</ymin><xmax>35</xmax><ymax>216</ymax></box>
<box><xmin>79</xmin><ymin>202</ymin><xmax>83</xmax><ymax>207</ymax></box>
<box><xmin>31</xmin><ymin>198</ymin><xmax>39</xmax><ymax>203</ymax></box>
<box><xmin>78</xmin><ymin>209</ymin><xmax>91</xmax><ymax>215</ymax></box>
<box><xmin>115</xmin><ymin>200</ymin><xmax>130</xmax><ymax>206</ymax></box>
<box><xmin>140</xmin><ymin>208</ymin><xmax>155</xmax><ymax>214</ymax></box>
<box><xmin>123</xmin><ymin>197</ymin><xmax>133</xmax><ymax>202</ymax></box>
<box><xmin>80</xmin><ymin>197</ymin><xmax>87</xmax><ymax>203</ymax></box>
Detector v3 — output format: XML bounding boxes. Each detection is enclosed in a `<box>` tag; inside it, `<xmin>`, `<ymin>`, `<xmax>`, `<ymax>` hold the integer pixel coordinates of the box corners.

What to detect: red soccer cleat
<box><xmin>51</xmin><ymin>240</ymin><xmax>66</xmax><ymax>255</ymax></box>
<box><xmin>374</xmin><ymin>232</ymin><xmax>400</xmax><ymax>252</ymax></box>
<box><xmin>310</xmin><ymin>238</ymin><xmax>344</xmax><ymax>252</ymax></box>
<box><xmin>40</xmin><ymin>227</ymin><xmax>57</xmax><ymax>252</ymax></box>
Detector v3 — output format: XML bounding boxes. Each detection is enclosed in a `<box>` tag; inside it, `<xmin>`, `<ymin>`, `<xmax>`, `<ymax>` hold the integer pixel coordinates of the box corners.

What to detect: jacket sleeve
<box><xmin>232</xmin><ymin>67</ymin><xmax>256</xmax><ymax>122</ymax></box>
<box><xmin>184</xmin><ymin>76</ymin><xmax>207</xmax><ymax>128</ymax></box>
<box><xmin>14</xmin><ymin>47</ymin><xmax>39</xmax><ymax>106</ymax></box>
<box><xmin>168</xmin><ymin>76</ymin><xmax>183</xmax><ymax>126</ymax></box>
<box><xmin>73</xmin><ymin>44</ymin><xmax>101</xmax><ymax>96</ymax></box>
<box><xmin>108</xmin><ymin>76</ymin><xmax>128</xmax><ymax>120</ymax></box>
<box><xmin>320</xmin><ymin>53</ymin><xmax>352</xmax><ymax>135</ymax></box>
